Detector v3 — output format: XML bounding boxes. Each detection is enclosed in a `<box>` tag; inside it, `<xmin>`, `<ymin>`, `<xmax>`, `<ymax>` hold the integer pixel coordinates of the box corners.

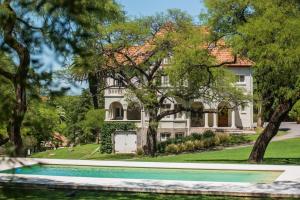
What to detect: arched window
<box><xmin>127</xmin><ymin>102</ymin><xmax>141</xmax><ymax>120</ymax></box>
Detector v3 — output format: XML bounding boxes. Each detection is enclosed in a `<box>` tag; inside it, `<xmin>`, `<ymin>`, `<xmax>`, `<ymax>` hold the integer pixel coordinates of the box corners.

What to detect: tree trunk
<box><xmin>256</xmin><ymin>103</ymin><xmax>264</xmax><ymax>128</ymax></box>
<box><xmin>88</xmin><ymin>73</ymin><xmax>99</xmax><ymax>109</ymax></box>
<box><xmin>248</xmin><ymin>101</ymin><xmax>294</xmax><ymax>163</ymax></box>
<box><xmin>2</xmin><ymin>3</ymin><xmax>30</xmax><ymax>157</ymax></box>
<box><xmin>146</xmin><ymin>115</ymin><xmax>159</xmax><ymax>157</ymax></box>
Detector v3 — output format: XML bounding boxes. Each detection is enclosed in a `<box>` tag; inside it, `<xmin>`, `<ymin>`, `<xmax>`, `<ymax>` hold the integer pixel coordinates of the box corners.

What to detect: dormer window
<box><xmin>161</xmin><ymin>75</ymin><xmax>169</xmax><ymax>86</ymax></box>
<box><xmin>114</xmin><ymin>79</ymin><xmax>124</xmax><ymax>87</ymax></box>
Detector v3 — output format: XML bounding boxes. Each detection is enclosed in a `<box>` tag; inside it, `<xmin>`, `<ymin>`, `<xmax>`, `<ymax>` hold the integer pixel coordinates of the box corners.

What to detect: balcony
<box><xmin>105</xmin><ymin>88</ymin><xmax>125</xmax><ymax>96</ymax></box>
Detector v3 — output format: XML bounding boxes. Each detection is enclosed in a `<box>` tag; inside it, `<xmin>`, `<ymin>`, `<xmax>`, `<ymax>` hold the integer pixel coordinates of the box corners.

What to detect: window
<box><xmin>236</xmin><ymin>75</ymin><xmax>245</xmax><ymax>83</ymax></box>
<box><xmin>241</xmin><ymin>104</ymin><xmax>247</xmax><ymax>113</ymax></box>
<box><xmin>160</xmin><ymin>133</ymin><xmax>171</xmax><ymax>141</ymax></box>
<box><xmin>114</xmin><ymin>79</ymin><xmax>124</xmax><ymax>87</ymax></box>
<box><xmin>175</xmin><ymin>132</ymin><xmax>184</xmax><ymax>139</ymax></box>
<box><xmin>161</xmin><ymin>104</ymin><xmax>171</xmax><ymax>118</ymax></box>
<box><xmin>174</xmin><ymin>104</ymin><xmax>183</xmax><ymax>119</ymax></box>
<box><xmin>161</xmin><ymin>76</ymin><xmax>169</xmax><ymax>86</ymax></box>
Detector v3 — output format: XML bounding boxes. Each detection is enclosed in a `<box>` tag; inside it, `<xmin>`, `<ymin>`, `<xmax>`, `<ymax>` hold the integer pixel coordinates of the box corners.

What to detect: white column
<box><xmin>105</xmin><ymin>110</ymin><xmax>109</xmax><ymax>120</ymax></box>
<box><xmin>204</xmin><ymin>113</ymin><xmax>209</xmax><ymax>128</ymax></box>
<box><xmin>170</xmin><ymin>103</ymin><xmax>175</xmax><ymax>120</ymax></box>
<box><xmin>186</xmin><ymin>111</ymin><xmax>191</xmax><ymax>135</ymax></box>
<box><xmin>124</xmin><ymin>109</ymin><xmax>127</xmax><ymax>120</ymax></box>
<box><xmin>231</xmin><ymin>109</ymin><xmax>236</xmax><ymax>128</ymax></box>
<box><xmin>213</xmin><ymin>112</ymin><xmax>218</xmax><ymax>128</ymax></box>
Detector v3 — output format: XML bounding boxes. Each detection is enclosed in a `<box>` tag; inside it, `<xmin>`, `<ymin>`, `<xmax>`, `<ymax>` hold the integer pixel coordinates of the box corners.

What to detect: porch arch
<box><xmin>109</xmin><ymin>102</ymin><xmax>124</xmax><ymax>120</ymax></box>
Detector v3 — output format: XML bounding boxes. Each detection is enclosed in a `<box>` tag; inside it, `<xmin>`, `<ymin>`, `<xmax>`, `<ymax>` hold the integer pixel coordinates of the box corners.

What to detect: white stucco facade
<box><xmin>104</xmin><ymin>66</ymin><xmax>253</xmax><ymax>149</ymax></box>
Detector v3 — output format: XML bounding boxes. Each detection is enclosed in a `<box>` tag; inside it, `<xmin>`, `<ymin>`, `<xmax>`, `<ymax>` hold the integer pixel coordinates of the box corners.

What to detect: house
<box><xmin>103</xmin><ymin>30</ymin><xmax>254</xmax><ymax>153</ymax></box>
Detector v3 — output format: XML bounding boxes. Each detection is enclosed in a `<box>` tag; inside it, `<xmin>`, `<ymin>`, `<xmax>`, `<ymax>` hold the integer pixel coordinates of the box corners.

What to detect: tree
<box><xmin>205</xmin><ymin>0</ymin><xmax>300</xmax><ymax>162</ymax></box>
<box><xmin>0</xmin><ymin>0</ymin><xmax>121</xmax><ymax>155</ymax></box>
<box><xmin>22</xmin><ymin>100</ymin><xmax>60</xmax><ymax>151</ymax></box>
<box><xmin>80</xmin><ymin>109</ymin><xmax>105</xmax><ymax>143</ymax></box>
<box><xmin>102</xmin><ymin>10</ymin><xmax>247</xmax><ymax>156</ymax></box>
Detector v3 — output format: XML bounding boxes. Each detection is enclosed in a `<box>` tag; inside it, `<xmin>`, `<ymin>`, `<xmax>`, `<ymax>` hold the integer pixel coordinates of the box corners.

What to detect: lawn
<box><xmin>138</xmin><ymin>137</ymin><xmax>300</xmax><ymax>165</ymax></box>
<box><xmin>0</xmin><ymin>186</ymin><xmax>293</xmax><ymax>200</ymax></box>
<box><xmin>31</xmin><ymin>137</ymin><xmax>300</xmax><ymax>165</ymax></box>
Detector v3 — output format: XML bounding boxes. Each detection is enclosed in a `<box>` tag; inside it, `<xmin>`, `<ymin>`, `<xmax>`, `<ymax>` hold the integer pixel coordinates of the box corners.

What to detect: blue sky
<box><xmin>65</xmin><ymin>0</ymin><xmax>205</xmax><ymax>95</ymax></box>
<box><xmin>118</xmin><ymin>0</ymin><xmax>205</xmax><ymax>21</ymax></box>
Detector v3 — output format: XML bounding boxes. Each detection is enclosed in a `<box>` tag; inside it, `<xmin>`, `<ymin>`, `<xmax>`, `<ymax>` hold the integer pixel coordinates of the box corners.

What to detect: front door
<box><xmin>218</xmin><ymin>108</ymin><xmax>229</xmax><ymax>127</ymax></box>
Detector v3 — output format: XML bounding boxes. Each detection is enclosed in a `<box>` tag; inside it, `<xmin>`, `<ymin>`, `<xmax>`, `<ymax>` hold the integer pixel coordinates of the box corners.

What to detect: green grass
<box><xmin>31</xmin><ymin>144</ymin><xmax>135</xmax><ymax>160</ymax></box>
<box><xmin>243</xmin><ymin>130</ymin><xmax>287</xmax><ymax>141</ymax></box>
<box><xmin>0</xmin><ymin>187</ymin><xmax>291</xmax><ymax>200</ymax></box>
<box><xmin>32</xmin><ymin>137</ymin><xmax>300</xmax><ymax>165</ymax></box>
<box><xmin>137</xmin><ymin>137</ymin><xmax>300</xmax><ymax>165</ymax></box>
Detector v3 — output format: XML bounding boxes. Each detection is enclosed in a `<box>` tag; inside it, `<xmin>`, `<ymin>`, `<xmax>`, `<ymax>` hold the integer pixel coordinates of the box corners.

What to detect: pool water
<box><xmin>0</xmin><ymin>165</ymin><xmax>282</xmax><ymax>183</ymax></box>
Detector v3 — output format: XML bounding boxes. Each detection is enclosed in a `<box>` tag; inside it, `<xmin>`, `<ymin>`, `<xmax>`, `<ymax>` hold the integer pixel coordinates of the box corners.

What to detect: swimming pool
<box><xmin>0</xmin><ymin>164</ymin><xmax>282</xmax><ymax>183</ymax></box>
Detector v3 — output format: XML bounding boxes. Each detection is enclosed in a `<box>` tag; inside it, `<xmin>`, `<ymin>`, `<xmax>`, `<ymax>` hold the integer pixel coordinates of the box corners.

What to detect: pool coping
<box><xmin>1</xmin><ymin>157</ymin><xmax>300</xmax><ymax>198</ymax></box>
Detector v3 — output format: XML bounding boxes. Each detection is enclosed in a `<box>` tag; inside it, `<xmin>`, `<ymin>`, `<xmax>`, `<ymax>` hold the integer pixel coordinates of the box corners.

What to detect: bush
<box><xmin>217</xmin><ymin>133</ymin><xmax>230</xmax><ymax>144</ymax></box>
<box><xmin>184</xmin><ymin>141</ymin><xmax>195</xmax><ymax>151</ymax></box>
<box><xmin>190</xmin><ymin>133</ymin><xmax>202</xmax><ymax>140</ymax></box>
<box><xmin>212</xmin><ymin>135</ymin><xmax>220</xmax><ymax>146</ymax></box>
<box><xmin>178</xmin><ymin>143</ymin><xmax>187</xmax><ymax>152</ymax></box>
<box><xmin>203</xmin><ymin>137</ymin><xmax>214</xmax><ymax>148</ymax></box>
<box><xmin>165</xmin><ymin>144</ymin><xmax>179</xmax><ymax>154</ymax></box>
<box><xmin>202</xmin><ymin>130</ymin><xmax>215</xmax><ymax>139</ymax></box>
<box><xmin>193</xmin><ymin>140</ymin><xmax>204</xmax><ymax>150</ymax></box>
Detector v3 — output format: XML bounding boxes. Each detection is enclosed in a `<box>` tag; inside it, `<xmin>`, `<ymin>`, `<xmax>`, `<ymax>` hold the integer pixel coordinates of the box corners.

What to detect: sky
<box><xmin>64</xmin><ymin>0</ymin><xmax>205</xmax><ymax>95</ymax></box>
<box><xmin>118</xmin><ymin>0</ymin><xmax>205</xmax><ymax>22</ymax></box>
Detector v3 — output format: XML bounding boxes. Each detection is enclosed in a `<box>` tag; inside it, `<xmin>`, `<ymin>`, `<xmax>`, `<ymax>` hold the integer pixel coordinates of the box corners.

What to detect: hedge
<box><xmin>100</xmin><ymin>122</ymin><xmax>135</xmax><ymax>154</ymax></box>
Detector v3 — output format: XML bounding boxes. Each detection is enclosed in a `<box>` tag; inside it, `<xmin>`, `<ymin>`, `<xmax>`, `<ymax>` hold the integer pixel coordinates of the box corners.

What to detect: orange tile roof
<box><xmin>110</xmin><ymin>26</ymin><xmax>253</xmax><ymax>68</ymax></box>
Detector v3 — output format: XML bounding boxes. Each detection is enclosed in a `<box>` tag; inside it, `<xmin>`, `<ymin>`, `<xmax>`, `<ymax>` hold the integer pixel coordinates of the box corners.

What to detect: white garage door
<box><xmin>114</xmin><ymin>132</ymin><xmax>137</xmax><ymax>154</ymax></box>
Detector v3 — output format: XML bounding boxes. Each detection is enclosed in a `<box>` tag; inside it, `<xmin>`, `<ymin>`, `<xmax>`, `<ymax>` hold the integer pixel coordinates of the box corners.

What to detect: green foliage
<box><xmin>100</xmin><ymin>122</ymin><xmax>135</xmax><ymax>154</ymax></box>
<box><xmin>289</xmin><ymin>101</ymin><xmax>300</xmax><ymax>123</ymax></box>
<box><xmin>165</xmin><ymin>144</ymin><xmax>180</xmax><ymax>154</ymax></box>
<box><xmin>22</xmin><ymin>100</ymin><xmax>60</xmax><ymax>149</ymax></box>
<box><xmin>202</xmin><ymin>130</ymin><xmax>215</xmax><ymax>139</ymax></box>
<box><xmin>50</xmin><ymin>90</ymin><xmax>94</xmax><ymax>144</ymax></box>
<box><xmin>80</xmin><ymin>109</ymin><xmax>105</xmax><ymax>142</ymax></box>
<box><xmin>158</xmin><ymin>131</ymin><xmax>251</xmax><ymax>154</ymax></box>
<box><xmin>205</xmin><ymin>0</ymin><xmax>300</xmax><ymax>115</ymax></box>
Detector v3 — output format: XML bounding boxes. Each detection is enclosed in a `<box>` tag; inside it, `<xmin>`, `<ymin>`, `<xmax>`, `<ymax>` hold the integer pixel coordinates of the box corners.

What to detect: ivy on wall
<box><xmin>100</xmin><ymin>122</ymin><xmax>135</xmax><ymax>153</ymax></box>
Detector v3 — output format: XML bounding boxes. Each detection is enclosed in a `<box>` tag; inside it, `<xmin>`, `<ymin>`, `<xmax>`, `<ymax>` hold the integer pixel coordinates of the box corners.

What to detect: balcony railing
<box><xmin>105</xmin><ymin>88</ymin><xmax>124</xmax><ymax>96</ymax></box>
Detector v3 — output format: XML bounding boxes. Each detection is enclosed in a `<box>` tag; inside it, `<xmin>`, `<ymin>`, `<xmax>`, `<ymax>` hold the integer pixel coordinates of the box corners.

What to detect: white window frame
<box><xmin>161</xmin><ymin>75</ymin><xmax>169</xmax><ymax>86</ymax></box>
<box><xmin>236</xmin><ymin>75</ymin><xmax>246</xmax><ymax>84</ymax></box>
<box><xmin>160</xmin><ymin>132</ymin><xmax>171</xmax><ymax>142</ymax></box>
<box><xmin>175</xmin><ymin>132</ymin><xmax>184</xmax><ymax>139</ymax></box>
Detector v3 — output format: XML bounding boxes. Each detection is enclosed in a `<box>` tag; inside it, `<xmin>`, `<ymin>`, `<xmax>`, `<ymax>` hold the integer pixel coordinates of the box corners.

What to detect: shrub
<box><xmin>165</xmin><ymin>144</ymin><xmax>179</xmax><ymax>154</ymax></box>
<box><xmin>178</xmin><ymin>143</ymin><xmax>187</xmax><ymax>152</ymax></box>
<box><xmin>203</xmin><ymin>137</ymin><xmax>213</xmax><ymax>148</ymax></box>
<box><xmin>202</xmin><ymin>130</ymin><xmax>215</xmax><ymax>139</ymax></box>
<box><xmin>212</xmin><ymin>135</ymin><xmax>220</xmax><ymax>146</ymax></box>
<box><xmin>193</xmin><ymin>140</ymin><xmax>204</xmax><ymax>150</ymax></box>
<box><xmin>190</xmin><ymin>133</ymin><xmax>202</xmax><ymax>140</ymax></box>
<box><xmin>184</xmin><ymin>141</ymin><xmax>195</xmax><ymax>151</ymax></box>
<box><xmin>217</xmin><ymin>133</ymin><xmax>230</xmax><ymax>144</ymax></box>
